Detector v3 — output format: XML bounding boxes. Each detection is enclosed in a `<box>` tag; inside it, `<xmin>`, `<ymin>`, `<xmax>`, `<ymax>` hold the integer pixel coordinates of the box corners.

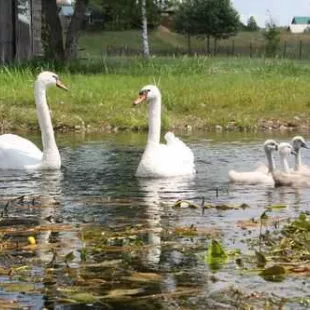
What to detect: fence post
<box><xmin>299</xmin><ymin>40</ymin><xmax>302</xmax><ymax>60</ymax></box>
<box><xmin>283</xmin><ymin>40</ymin><xmax>287</xmax><ymax>58</ymax></box>
<box><xmin>213</xmin><ymin>38</ymin><xmax>217</xmax><ymax>56</ymax></box>
<box><xmin>250</xmin><ymin>42</ymin><xmax>252</xmax><ymax>58</ymax></box>
<box><xmin>231</xmin><ymin>40</ymin><xmax>234</xmax><ymax>56</ymax></box>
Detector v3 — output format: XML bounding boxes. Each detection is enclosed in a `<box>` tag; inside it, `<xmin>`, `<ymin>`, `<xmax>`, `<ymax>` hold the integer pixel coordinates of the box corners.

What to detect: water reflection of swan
<box><xmin>138</xmin><ymin>176</ymin><xmax>196</xmax><ymax>266</ymax></box>
<box><xmin>0</xmin><ymin>72</ymin><xmax>68</xmax><ymax>170</ymax></box>
<box><xmin>133</xmin><ymin>85</ymin><xmax>195</xmax><ymax>178</ymax></box>
<box><xmin>34</xmin><ymin>170</ymin><xmax>82</xmax><ymax>266</ymax></box>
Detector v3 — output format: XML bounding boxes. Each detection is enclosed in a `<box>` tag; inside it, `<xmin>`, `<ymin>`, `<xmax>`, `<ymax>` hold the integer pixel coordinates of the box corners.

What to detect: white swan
<box><xmin>0</xmin><ymin>71</ymin><xmax>68</xmax><ymax>170</ymax></box>
<box><xmin>292</xmin><ymin>136</ymin><xmax>310</xmax><ymax>174</ymax></box>
<box><xmin>133</xmin><ymin>85</ymin><xmax>195</xmax><ymax>178</ymax></box>
<box><xmin>272</xmin><ymin>142</ymin><xmax>310</xmax><ymax>187</ymax></box>
<box><xmin>228</xmin><ymin>139</ymin><xmax>278</xmax><ymax>185</ymax></box>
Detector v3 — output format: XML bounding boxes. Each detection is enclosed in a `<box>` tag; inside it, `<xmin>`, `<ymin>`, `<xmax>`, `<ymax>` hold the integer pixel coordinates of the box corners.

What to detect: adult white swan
<box><xmin>133</xmin><ymin>85</ymin><xmax>195</xmax><ymax>178</ymax></box>
<box><xmin>0</xmin><ymin>71</ymin><xmax>68</xmax><ymax>170</ymax></box>
<box><xmin>228</xmin><ymin>139</ymin><xmax>278</xmax><ymax>185</ymax></box>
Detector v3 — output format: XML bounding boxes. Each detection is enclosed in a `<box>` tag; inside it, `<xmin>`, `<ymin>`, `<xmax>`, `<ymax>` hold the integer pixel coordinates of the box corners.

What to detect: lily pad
<box><xmin>260</xmin><ymin>265</ymin><xmax>286</xmax><ymax>282</ymax></box>
<box><xmin>265</xmin><ymin>204</ymin><xmax>287</xmax><ymax>211</ymax></box>
<box><xmin>205</xmin><ymin>240</ymin><xmax>228</xmax><ymax>271</ymax></box>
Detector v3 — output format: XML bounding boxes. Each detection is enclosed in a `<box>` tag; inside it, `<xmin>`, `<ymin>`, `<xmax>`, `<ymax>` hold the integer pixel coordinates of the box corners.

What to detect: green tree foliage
<box><xmin>88</xmin><ymin>0</ymin><xmax>164</xmax><ymax>30</ymax></box>
<box><xmin>246</xmin><ymin>16</ymin><xmax>259</xmax><ymax>31</ymax></box>
<box><xmin>173</xmin><ymin>0</ymin><xmax>197</xmax><ymax>53</ymax></box>
<box><xmin>263</xmin><ymin>20</ymin><xmax>280</xmax><ymax>57</ymax></box>
<box><xmin>173</xmin><ymin>0</ymin><xmax>240</xmax><ymax>53</ymax></box>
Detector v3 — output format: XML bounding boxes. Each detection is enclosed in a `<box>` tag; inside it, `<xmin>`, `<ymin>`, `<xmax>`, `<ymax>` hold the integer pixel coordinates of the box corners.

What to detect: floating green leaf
<box><xmin>260</xmin><ymin>265</ymin><xmax>286</xmax><ymax>282</ymax></box>
<box><xmin>255</xmin><ymin>251</ymin><xmax>267</xmax><ymax>268</ymax></box>
<box><xmin>205</xmin><ymin>240</ymin><xmax>228</xmax><ymax>271</ymax></box>
<box><xmin>265</xmin><ymin>204</ymin><xmax>287</xmax><ymax>211</ymax></box>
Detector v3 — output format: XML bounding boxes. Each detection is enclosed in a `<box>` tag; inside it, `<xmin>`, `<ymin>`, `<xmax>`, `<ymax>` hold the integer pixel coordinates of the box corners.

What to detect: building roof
<box><xmin>291</xmin><ymin>16</ymin><xmax>310</xmax><ymax>25</ymax></box>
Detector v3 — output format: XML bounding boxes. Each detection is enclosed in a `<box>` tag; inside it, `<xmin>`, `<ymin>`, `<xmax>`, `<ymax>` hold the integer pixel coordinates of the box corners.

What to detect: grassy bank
<box><xmin>79</xmin><ymin>28</ymin><xmax>310</xmax><ymax>59</ymax></box>
<box><xmin>1</xmin><ymin>56</ymin><xmax>310</xmax><ymax>133</ymax></box>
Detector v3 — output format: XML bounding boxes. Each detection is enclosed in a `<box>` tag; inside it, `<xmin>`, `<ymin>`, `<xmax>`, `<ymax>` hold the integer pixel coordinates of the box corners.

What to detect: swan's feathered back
<box><xmin>273</xmin><ymin>171</ymin><xmax>310</xmax><ymax>187</ymax></box>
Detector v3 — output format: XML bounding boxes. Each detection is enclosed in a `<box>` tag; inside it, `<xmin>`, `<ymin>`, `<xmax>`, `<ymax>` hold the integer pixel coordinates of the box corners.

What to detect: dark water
<box><xmin>0</xmin><ymin>132</ymin><xmax>309</xmax><ymax>309</ymax></box>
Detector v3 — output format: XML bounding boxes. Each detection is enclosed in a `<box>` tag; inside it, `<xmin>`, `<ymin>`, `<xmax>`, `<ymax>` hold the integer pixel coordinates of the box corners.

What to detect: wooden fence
<box><xmin>0</xmin><ymin>1</ymin><xmax>16</xmax><ymax>63</ymax></box>
<box><xmin>104</xmin><ymin>39</ymin><xmax>310</xmax><ymax>60</ymax></box>
<box><xmin>0</xmin><ymin>0</ymin><xmax>41</xmax><ymax>64</ymax></box>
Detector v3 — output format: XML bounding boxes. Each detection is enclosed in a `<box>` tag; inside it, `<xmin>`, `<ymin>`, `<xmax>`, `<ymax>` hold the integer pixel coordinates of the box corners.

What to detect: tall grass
<box><xmin>1</xmin><ymin>56</ymin><xmax>310</xmax><ymax>132</ymax></box>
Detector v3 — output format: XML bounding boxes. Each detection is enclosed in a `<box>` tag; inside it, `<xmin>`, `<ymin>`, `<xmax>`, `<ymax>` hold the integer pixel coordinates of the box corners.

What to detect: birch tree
<box><xmin>141</xmin><ymin>0</ymin><xmax>150</xmax><ymax>58</ymax></box>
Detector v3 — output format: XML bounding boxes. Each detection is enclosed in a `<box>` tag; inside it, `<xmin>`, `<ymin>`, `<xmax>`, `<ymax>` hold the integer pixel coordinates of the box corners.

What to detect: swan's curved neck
<box><xmin>294</xmin><ymin>149</ymin><xmax>301</xmax><ymax>171</ymax></box>
<box><xmin>35</xmin><ymin>81</ymin><xmax>60</xmax><ymax>167</ymax></box>
<box><xmin>279</xmin><ymin>153</ymin><xmax>290</xmax><ymax>173</ymax></box>
<box><xmin>265</xmin><ymin>150</ymin><xmax>275</xmax><ymax>173</ymax></box>
<box><xmin>147</xmin><ymin>95</ymin><xmax>161</xmax><ymax>145</ymax></box>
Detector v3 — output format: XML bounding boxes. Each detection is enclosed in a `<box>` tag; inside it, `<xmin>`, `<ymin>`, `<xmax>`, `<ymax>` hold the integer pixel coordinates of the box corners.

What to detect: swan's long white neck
<box><xmin>279</xmin><ymin>153</ymin><xmax>290</xmax><ymax>173</ymax></box>
<box><xmin>294</xmin><ymin>149</ymin><xmax>302</xmax><ymax>171</ymax></box>
<box><xmin>265</xmin><ymin>150</ymin><xmax>275</xmax><ymax>173</ymax></box>
<box><xmin>35</xmin><ymin>81</ymin><xmax>60</xmax><ymax>168</ymax></box>
<box><xmin>147</xmin><ymin>95</ymin><xmax>161</xmax><ymax>145</ymax></box>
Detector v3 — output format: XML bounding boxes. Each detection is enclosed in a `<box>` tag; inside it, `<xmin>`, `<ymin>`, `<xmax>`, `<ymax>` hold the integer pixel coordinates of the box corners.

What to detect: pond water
<box><xmin>0</xmin><ymin>132</ymin><xmax>309</xmax><ymax>309</ymax></box>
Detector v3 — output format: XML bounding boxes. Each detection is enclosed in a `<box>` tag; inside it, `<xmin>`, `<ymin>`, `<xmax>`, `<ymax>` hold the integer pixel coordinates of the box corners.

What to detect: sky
<box><xmin>231</xmin><ymin>0</ymin><xmax>310</xmax><ymax>27</ymax></box>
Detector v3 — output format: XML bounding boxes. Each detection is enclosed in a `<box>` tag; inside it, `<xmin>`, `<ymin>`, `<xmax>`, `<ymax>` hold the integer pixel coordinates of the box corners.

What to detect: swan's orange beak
<box><xmin>133</xmin><ymin>93</ymin><xmax>147</xmax><ymax>105</ymax></box>
<box><xmin>56</xmin><ymin>79</ymin><xmax>69</xmax><ymax>91</ymax></box>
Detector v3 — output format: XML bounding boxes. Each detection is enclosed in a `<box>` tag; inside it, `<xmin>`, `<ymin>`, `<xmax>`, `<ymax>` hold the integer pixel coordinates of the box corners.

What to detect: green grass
<box><xmin>1</xmin><ymin>56</ymin><xmax>310</xmax><ymax>133</ymax></box>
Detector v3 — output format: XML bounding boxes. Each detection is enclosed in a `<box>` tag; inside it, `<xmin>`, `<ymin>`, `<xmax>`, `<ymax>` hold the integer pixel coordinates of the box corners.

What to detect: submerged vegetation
<box><xmin>0</xmin><ymin>193</ymin><xmax>309</xmax><ymax>308</ymax></box>
<box><xmin>1</xmin><ymin>57</ymin><xmax>310</xmax><ymax>133</ymax></box>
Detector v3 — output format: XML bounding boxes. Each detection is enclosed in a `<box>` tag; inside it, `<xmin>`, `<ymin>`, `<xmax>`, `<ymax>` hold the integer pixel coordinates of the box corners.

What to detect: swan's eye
<box><xmin>52</xmin><ymin>75</ymin><xmax>59</xmax><ymax>81</ymax></box>
<box><xmin>139</xmin><ymin>89</ymin><xmax>150</xmax><ymax>95</ymax></box>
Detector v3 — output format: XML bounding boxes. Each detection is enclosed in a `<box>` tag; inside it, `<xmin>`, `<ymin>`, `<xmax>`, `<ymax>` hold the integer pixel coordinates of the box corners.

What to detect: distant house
<box><xmin>289</xmin><ymin>16</ymin><xmax>310</xmax><ymax>33</ymax></box>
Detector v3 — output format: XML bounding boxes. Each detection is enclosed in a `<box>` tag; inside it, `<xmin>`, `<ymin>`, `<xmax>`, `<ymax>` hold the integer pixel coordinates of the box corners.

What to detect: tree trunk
<box><xmin>64</xmin><ymin>0</ymin><xmax>87</xmax><ymax>61</ymax></box>
<box><xmin>141</xmin><ymin>0</ymin><xmax>150</xmax><ymax>58</ymax></box>
<box><xmin>187</xmin><ymin>33</ymin><xmax>191</xmax><ymax>55</ymax></box>
<box><xmin>41</xmin><ymin>0</ymin><xmax>64</xmax><ymax>61</ymax></box>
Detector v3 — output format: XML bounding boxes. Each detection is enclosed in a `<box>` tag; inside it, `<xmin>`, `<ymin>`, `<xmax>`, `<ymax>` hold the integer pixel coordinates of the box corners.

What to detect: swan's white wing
<box><xmin>295</xmin><ymin>165</ymin><xmax>310</xmax><ymax>176</ymax></box>
<box><xmin>164</xmin><ymin>132</ymin><xmax>194</xmax><ymax>163</ymax></box>
<box><xmin>254</xmin><ymin>162</ymin><xmax>269</xmax><ymax>174</ymax></box>
<box><xmin>228</xmin><ymin>170</ymin><xmax>274</xmax><ymax>185</ymax></box>
<box><xmin>136</xmin><ymin>132</ymin><xmax>195</xmax><ymax>178</ymax></box>
<box><xmin>0</xmin><ymin>134</ymin><xmax>42</xmax><ymax>169</ymax></box>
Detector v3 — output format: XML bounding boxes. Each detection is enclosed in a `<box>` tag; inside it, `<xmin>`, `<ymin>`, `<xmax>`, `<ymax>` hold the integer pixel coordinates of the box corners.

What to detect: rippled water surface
<box><xmin>0</xmin><ymin>132</ymin><xmax>309</xmax><ymax>309</ymax></box>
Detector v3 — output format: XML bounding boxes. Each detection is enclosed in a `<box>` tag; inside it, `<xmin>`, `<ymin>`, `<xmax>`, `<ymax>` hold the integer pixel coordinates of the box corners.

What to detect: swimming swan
<box><xmin>133</xmin><ymin>85</ymin><xmax>195</xmax><ymax>178</ymax></box>
<box><xmin>272</xmin><ymin>142</ymin><xmax>310</xmax><ymax>187</ymax></box>
<box><xmin>273</xmin><ymin>142</ymin><xmax>310</xmax><ymax>187</ymax></box>
<box><xmin>0</xmin><ymin>71</ymin><xmax>68</xmax><ymax>170</ymax></box>
<box><xmin>292</xmin><ymin>136</ymin><xmax>310</xmax><ymax>174</ymax></box>
<box><xmin>228</xmin><ymin>139</ymin><xmax>278</xmax><ymax>185</ymax></box>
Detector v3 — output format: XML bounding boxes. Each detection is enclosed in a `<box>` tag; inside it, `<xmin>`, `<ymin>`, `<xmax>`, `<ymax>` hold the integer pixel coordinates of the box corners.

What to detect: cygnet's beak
<box><xmin>301</xmin><ymin>142</ymin><xmax>309</xmax><ymax>149</ymax></box>
<box><xmin>56</xmin><ymin>79</ymin><xmax>69</xmax><ymax>91</ymax></box>
<box><xmin>133</xmin><ymin>92</ymin><xmax>147</xmax><ymax>105</ymax></box>
<box><xmin>291</xmin><ymin>149</ymin><xmax>297</xmax><ymax>156</ymax></box>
